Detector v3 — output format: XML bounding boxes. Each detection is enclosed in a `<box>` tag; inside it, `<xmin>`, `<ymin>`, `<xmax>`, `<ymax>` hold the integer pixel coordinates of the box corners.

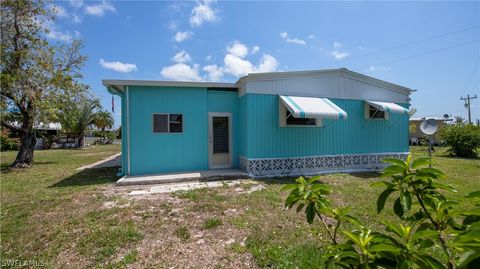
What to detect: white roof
<box><xmin>279</xmin><ymin>95</ymin><xmax>348</xmax><ymax>120</ymax></box>
<box><xmin>103</xmin><ymin>79</ymin><xmax>236</xmax><ymax>92</ymax></box>
<box><xmin>410</xmin><ymin>117</ymin><xmax>453</xmax><ymax>122</ymax></box>
<box><xmin>366</xmin><ymin>100</ymin><xmax>409</xmax><ymax>114</ymax></box>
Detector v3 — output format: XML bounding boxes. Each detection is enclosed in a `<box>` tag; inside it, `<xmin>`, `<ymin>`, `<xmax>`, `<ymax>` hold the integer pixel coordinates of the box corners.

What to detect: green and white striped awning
<box><xmin>279</xmin><ymin>95</ymin><xmax>348</xmax><ymax>120</ymax></box>
<box><xmin>366</xmin><ymin>100</ymin><xmax>408</xmax><ymax>114</ymax></box>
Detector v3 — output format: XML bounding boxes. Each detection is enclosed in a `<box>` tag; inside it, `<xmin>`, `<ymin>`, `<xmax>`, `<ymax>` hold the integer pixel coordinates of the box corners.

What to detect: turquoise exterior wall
<box><xmin>239</xmin><ymin>93</ymin><xmax>409</xmax><ymax>159</ymax></box>
<box><xmin>126</xmin><ymin>86</ymin><xmax>238</xmax><ymax>176</ymax></box>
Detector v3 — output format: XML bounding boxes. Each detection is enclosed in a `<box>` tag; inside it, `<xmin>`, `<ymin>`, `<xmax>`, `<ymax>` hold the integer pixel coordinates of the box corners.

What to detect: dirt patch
<box><xmin>98</xmin><ymin>183</ymin><xmax>259</xmax><ymax>268</ymax></box>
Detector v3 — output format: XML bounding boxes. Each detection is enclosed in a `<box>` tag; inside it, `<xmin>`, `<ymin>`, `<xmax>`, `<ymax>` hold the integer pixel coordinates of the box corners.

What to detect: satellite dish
<box><xmin>420</xmin><ymin>118</ymin><xmax>439</xmax><ymax>135</ymax></box>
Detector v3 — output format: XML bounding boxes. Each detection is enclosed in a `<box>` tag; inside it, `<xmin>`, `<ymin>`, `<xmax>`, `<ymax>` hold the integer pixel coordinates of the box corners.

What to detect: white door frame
<box><xmin>208</xmin><ymin>112</ymin><xmax>233</xmax><ymax>169</ymax></box>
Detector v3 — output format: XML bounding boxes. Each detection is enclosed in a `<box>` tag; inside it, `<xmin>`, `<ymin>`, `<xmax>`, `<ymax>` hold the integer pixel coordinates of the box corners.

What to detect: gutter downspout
<box><xmin>107</xmin><ymin>86</ymin><xmax>126</xmax><ymax>177</ymax></box>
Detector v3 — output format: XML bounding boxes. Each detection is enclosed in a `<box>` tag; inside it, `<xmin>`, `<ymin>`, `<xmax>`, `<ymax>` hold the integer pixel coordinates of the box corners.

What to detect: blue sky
<box><xmin>49</xmin><ymin>0</ymin><xmax>479</xmax><ymax>127</ymax></box>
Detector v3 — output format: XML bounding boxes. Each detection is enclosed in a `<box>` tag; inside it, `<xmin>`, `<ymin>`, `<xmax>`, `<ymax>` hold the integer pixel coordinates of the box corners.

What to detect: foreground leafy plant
<box><xmin>283</xmin><ymin>155</ymin><xmax>480</xmax><ymax>268</ymax></box>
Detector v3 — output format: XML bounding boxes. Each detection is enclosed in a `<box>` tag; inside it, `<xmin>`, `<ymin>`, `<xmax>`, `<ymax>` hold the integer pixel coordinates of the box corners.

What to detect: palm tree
<box><xmin>59</xmin><ymin>99</ymin><xmax>100</xmax><ymax>147</ymax></box>
<box><xmin>93</xmin><ymin>110</ymin><xmax>114</xmax><ymax>131</ymax></box>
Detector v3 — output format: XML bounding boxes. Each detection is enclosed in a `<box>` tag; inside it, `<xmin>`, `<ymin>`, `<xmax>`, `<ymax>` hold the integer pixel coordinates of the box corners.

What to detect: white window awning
<box><xmin>279</xmin><ymin>95</ymin><xmax>348</xmax><ymax>120</ymax></box>
<box><xmin>366</xmin><ymin>100</ymin><xmax>408</xmax><ymax>115</ymax></box>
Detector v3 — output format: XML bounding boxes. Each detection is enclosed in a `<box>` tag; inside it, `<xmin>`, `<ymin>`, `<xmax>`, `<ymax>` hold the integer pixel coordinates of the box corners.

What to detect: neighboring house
<box><xmin>409</xmin><ymin>117</ymin><xmax>452</xmax><ymax>145</ymax></box>
<box><xmin>7</xmin><ymin>122</ymin><xmax>61</xmax><ymax>149</ymax></box>
<box><xmin>103</xmin><ymin>68</ymin><xmax>412</xmax><ymax>178</ymax></box>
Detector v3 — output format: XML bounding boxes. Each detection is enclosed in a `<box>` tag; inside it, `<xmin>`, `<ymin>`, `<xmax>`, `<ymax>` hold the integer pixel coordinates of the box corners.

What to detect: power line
<box><xmin>343</xmin><ymin>25</ymin><xmax>480</xmax><ymax>62</ymax></box>
<box><xmin>464</xmin><ymin>57</ymin><xmax>480</xmax><ymax>92</ymax></box>
<box><xmin>374</xmin><ymin>39</ymin><xmax>479</xmax><ymax>66</ymax></box>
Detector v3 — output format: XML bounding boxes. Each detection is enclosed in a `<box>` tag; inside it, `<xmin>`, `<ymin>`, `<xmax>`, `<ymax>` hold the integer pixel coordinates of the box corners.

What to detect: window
<box><xmin>368</xmin><ymin>105</ymin><xmax>386</xmax><ymax>119</ymax></box>
<box><xmin>153</xmin><ymin>114</ymin><xmax>183</xmax><ymax>133</ymax></box>
<box><xmin>286</xmin><ymin>111</ymin><xmax>316</xmax><ymax>126</ymax></box>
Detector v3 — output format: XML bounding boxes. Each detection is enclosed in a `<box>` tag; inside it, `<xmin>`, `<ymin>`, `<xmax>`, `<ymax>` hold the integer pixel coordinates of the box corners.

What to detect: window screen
<box><xmin>153</xmin><ymin>114</ymin><xmax>168</xmax><ymax>133</ymax></box>
<box><xmin>169</xmin><ymin>114</ymin><xmax>183</xmax><ymax>133</ymax></box>
<box><xmin>213</xmin><ymin>117</ymin><xmax>229</xmax><ymax>153</ymax></box>
<box><xmin>286</xmin><ymin>111</ymin><xmax>316</xmax><ymax>126</ymax></box>
<box><xmin>369</xmin><ymin>106</ymin><xmax>385</xmax><ymax>119</ymax></box>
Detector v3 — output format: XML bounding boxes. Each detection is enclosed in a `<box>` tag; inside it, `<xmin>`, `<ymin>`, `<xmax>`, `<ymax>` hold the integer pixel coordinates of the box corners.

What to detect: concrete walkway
<box><xmin>76</xmin><ymin>153</ymin><xmax>121</xmax><ymax>171</ymax></box>
<box><xmin>127</xmin><ymin>179</ymin><xmax>259</xmax><ymax>195</ymax></box>
<box><xmin>116</xmin><ymin>169</ymin><xmax>248</xmax><ymax>186</ymax></box>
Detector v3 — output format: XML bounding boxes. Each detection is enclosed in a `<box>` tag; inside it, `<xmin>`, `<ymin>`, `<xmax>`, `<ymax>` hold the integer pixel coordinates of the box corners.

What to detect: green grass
<box><xmin>0</xmin><ymin>145</ymin><xmax>478</xmax><ymax>268</ymax></box>
<box><xmin>174</xmin><ymin>226</ymin><xmax>191</xmax><ymax>241</ymax></box>
<box><xmin>203</xmin><ymin>217</ymin><xmax>222</xmax><ymax>229</ymax></box>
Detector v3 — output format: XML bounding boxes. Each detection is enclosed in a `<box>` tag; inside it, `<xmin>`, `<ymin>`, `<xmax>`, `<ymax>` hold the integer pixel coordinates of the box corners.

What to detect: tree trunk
<box><xmin>78</xmin><ymin>135</ymin><xmax>85</xmax><ymax>148</ymax></box>
<box><xmin>11</xmin><ymin>101</ymin><xmax>36</xmax><ymax>168</ymax></box>
<box><xmin>11</xmin><ymin>129</ymin><xmax>36</xmax><ymax>168</ymax></box>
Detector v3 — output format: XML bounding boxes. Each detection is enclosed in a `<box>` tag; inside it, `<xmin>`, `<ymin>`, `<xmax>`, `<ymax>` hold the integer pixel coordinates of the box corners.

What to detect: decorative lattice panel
<box><xmin>239</xmin><ymin>153</ymin><xmax>408</xmax><ymax>177</ymax></box>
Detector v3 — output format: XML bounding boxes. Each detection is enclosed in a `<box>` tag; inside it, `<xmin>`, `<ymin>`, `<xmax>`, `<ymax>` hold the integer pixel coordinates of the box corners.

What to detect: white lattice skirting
<box><xmin>239</xmin><ymin>152</ymin><xmax>409</xmax><ymax>178</ymax></box>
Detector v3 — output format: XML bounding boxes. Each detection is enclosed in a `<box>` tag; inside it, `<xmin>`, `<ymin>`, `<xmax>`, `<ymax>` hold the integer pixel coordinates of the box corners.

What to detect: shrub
<box><xmin>283</xmin><ymin>156</ymin><xmax>480</xmax><ymax>268</ymax></box>
<box><xmin>0</xmin><ymin>133</ymin><xmax>18</xmax><ymax>151</ymax></box>
<box><xmin>440</xmin><ymin>123</ymin><xmax>480</xmax><ymax>158</ymax></box>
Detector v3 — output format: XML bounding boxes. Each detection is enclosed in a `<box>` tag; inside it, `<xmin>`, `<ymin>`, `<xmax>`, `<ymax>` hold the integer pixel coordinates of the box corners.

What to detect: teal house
<box><xmin>103</xmin><ymin>68</ymin><xmax>411</xmax><ymax>178</ymax></box>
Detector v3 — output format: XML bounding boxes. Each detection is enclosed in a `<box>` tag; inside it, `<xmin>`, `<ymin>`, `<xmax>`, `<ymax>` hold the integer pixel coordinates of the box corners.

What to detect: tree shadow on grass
<box><xmin>50</xmin><ymin>166</ymin><xmax>120</xmax><ymax>187</ymax></box>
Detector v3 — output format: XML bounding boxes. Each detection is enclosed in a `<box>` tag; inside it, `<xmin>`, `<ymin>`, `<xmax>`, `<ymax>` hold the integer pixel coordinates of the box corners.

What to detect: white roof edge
<box><xmin>410</xmin><ymin>117</ymin><xmax>453</xmax><ymax>121</ymax></box>
<box><xmin>236</xmin><ymin>68</ymin><xmax>413</xmax><ymax>94</ymax></box>
<box><xmin>102</xmin><ymin>79</ymin><xmax>237</xmax><ymax>90</ymax></box>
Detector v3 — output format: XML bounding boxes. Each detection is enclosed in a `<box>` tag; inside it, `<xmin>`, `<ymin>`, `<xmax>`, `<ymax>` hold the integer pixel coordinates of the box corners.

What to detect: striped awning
<box><xmin>279</xmin><ymin>95</ymin><xmax>348</xmax><ymax>120</ymax></box>
<box><xmin>366</xmin><ymin>100</ymin><xmax>408</xmax><ymax>114</ymax></box>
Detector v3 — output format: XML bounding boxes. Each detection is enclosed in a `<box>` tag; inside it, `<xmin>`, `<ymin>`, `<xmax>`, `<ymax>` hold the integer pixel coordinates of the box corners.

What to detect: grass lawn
<box><xmin>1</xmin><ymin>145</ymin><xmax>479</xmax><ymax>268</ymax></box>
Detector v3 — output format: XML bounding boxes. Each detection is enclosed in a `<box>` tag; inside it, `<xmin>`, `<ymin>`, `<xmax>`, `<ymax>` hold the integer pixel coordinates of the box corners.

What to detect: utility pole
<box><xmin>461</xmin><ymin>94</ymin><xmax>478</xmax><ymax>124</ymax></box>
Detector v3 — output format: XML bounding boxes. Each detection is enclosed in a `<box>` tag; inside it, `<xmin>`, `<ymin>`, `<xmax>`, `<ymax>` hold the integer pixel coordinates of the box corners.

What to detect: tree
<box><xmin>408</xmin><ymin>107</ymin><xmax>417</xmax><ymax>118</ymax></box>
<box><xmin>93</xmin><ymin>110</ymin><xmax>114</xmax><ymax>132</ymax></box>
<box><xmin>59</xmin><ymin>99</ymin><xmax>100</xmax><ymax>148</ymax></box>
<box><xmin>0</xmin><ymin>0</ymin><xmax>87</xmax><ymax>167</ymax></box>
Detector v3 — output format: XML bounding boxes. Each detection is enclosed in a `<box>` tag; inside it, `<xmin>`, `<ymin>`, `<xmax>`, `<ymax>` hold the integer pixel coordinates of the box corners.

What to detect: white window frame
<box><xmin>364</xmin><ymin>103</ymin><xmax>389</xmax><ymax>120</ymax></box>
<box><xmin>152</xmin><ymin>113</ymin><xmax>184</xmax><ymax>133</ymax></box>
<box><xmin>278</xmin><ymin>100</ymin><xmax>322</xmax><ymax>127</ymax></box>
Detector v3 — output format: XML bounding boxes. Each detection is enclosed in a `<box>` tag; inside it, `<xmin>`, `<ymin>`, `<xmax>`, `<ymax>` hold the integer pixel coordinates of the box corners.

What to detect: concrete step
<box><xmin>116</xmin><ymin>169</ymin><xmax>249</xmax><ymax>186</ymax></box>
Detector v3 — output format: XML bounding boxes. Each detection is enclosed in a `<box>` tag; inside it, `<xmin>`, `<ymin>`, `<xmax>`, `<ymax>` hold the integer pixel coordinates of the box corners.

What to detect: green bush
<box><xmin>283</xmin><ymin>156</ymin><xmax>480</xmax><ymax>268</ymax></box>
<box><xmin>0</xmin><ymin>133</ymin><xmax>19</xmax><ymax>151</ymax></box>
<box><xmin>440</xmin><ymin>123</ymin><xmax>480</xmax><ymax>158</ymax></box>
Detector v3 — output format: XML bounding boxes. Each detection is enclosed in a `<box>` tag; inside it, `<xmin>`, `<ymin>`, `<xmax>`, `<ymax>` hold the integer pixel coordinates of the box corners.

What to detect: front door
<box><xmin>208</xmin><ymin>113</ymin><xmax>232</xmax><ymax>169</ymax></box>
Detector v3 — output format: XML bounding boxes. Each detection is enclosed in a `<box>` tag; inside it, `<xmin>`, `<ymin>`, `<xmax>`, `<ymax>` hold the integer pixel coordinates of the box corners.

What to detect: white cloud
<box><xmin>190</xmin><ymin>0</ymin><xmax>218</xmax><ymax>27</ymax></box>
<box><xmin>223</xmin><ymin>52</ymin><xmax>278</xmax><ymax>77</ymax></box>
<box><xmin>280</xmin><ymin>32</ymin><xmax>306</xmax><ymax>45</ymax></box>
<box><xmin>84</xmin><ymin>1</ymin><xmax>116</xmax><ymax>16</ymax></box>
<box><xmin>69</xmin><ymin>0</ymin><xmax>83</xmax><ymax>9</ymax></box>
<box><xmin>72</xmin><ymin>14</ymin><xmax>82</xmax><ymax>24</ymax></box>
<box><xmin>333</xmin><ymin>42</ymin><xmax>344</xmax><ymax>48</ymax></box>
<box><xmin>172</xmin><ymin>51</ymin><xmax>192</xmax><ymax>63</ymax></box>
<box><xmin>367</xmin><ymin>65</ymin><xmax>391</xmax><ymax>72</ymax></box>
<box><xmin>205</xmin><ymin>55</ymin><xmax>214</xmax><ymax>61</ymax></box>
<box><xmin>203</xmin><ymin>64</ymin><xmax>224</xmax><ymax>81</ymax></box>
<box><xmin>52</xmin><ymin>5</ymin><xmax>68</xmax><ymax>18</ymax></box>
<box><xmin>251</xmin><ymin>46</ymin><xmax>260</xmax><ymax>54</ymax></box>
<box><xmin>174</xmin><ymin>31</ymin><xmax>193</xmax><ymax>42</ymax></box>
<box><xmin>227</xmin><ymin>42</ymin><xmax>249</xmax><ymax>58</ymax></box>
<box><xmin>308</xmin><ymin>34</ymin><xmax>315</xmax><ymax>39</ymax></box>
<box><xmin>44</xmin><ymin>21</ymin><xmax>76</xmax><ymax>42</ymax></box>
<box><xmin>254</xmin><ymin>54</ymin><xmax>278</xmax><ymax>73</ymax></box>
<box><xmin>99</xmin><ymin>59</ymin><xmax>137</xmax><ymax>73</ymax></box>
<box><xmin>161</xmin><ymin>63</ymin><xmax>202</xmax><ymax>81</ymax></box>
<box><xmin>46</xmin><ymin>29</ymin><xmax>73</xmax><ymax>42</ymax></box>
<box><xmin>223</xmin><ymin>53</ymin><xmax>253</xmax><ymax>77</ymax></box>
<box><xmin>331</xmin><ymin>50</ymin><xmax>350</xmax><ymax>60</ymax></box>
<box><xmin>330</xmin><ymin>42</ymin><xmax>349</xmax><ymax>60</ymax></box>
<box><xmin>168</xmin><ymin>21</ymin><xmax>178</xmax><ymax>31</ymax></box>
